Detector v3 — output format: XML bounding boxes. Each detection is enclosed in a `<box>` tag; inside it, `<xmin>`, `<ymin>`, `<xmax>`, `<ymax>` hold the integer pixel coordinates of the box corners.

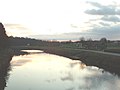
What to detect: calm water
<box><xmin>5</xmin><ymin>50</ymin><xmax>120</xmax><ymax>90</ymax></box>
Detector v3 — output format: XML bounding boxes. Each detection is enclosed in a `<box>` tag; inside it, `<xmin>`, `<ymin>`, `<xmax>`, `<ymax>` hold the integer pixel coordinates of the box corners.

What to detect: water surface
<box><xmin>5</xmin><ymin>50</ymin><xmax>120</xmax><ymax>90</ymax></box>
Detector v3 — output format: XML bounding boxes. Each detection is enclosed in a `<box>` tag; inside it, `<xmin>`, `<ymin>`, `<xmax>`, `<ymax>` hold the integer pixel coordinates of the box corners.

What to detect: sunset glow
<box><xmin>0</xmin><ymin>0</ymin><xmax>120</xmax><ymax>40</ymax></box>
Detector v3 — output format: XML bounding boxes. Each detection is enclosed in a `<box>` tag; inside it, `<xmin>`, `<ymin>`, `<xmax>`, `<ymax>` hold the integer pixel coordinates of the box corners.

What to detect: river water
<box><xmin>5</xmin><ymin>50</ymin><xmax>120</xmax><ymax>90</ymax></box>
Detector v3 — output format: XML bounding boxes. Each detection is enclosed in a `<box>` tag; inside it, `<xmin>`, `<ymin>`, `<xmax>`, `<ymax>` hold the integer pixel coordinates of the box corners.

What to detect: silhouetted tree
<box><xmin>99</xmin><ymin>37</ymin><xmax>107</xmax><ymax>50</ymax></box>
<box><xmin>79</xmin><ymin>37</ymin><xmax>85</xmax><ymax>42</ymax></box>
<box><xmin>0</xmin><ymin>23</ymin><xmax>8</xmax><ymax>48</ymax></box>
<box><xmin>86</xmin><ymin>38</ymin><xmax>93</xmax><ymax>49</ymax></box>
<box><xmin>79</xmin><ymin>37</ymin><xmax>85</xmax><ymax>48</ymax></box>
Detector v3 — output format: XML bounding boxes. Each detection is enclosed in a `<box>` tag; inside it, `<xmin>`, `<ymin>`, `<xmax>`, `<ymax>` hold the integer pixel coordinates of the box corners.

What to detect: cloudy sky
<box><xmin>1</xmin><ymin>0</ymin><xmax>120</xmax><ymax>40</ymax></box>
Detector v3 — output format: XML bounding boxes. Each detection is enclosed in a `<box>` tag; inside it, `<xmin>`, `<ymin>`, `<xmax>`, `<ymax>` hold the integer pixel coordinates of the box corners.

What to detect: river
<box><xmin>5</xmin><ymin>50</ymin><xmax>120</xmax><ymax>90</ymax></box>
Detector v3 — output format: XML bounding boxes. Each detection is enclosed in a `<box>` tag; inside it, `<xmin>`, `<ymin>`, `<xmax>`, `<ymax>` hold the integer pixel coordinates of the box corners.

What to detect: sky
<box><xmin>0</xmin><ymin>0</ymin><xmax>120</xmax><ymax>40</ymax></box>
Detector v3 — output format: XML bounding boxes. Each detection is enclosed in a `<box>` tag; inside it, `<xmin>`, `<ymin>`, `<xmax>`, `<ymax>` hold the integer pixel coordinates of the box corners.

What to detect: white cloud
<box><xmin>4</xmin><ymin>23</ymin><xmax>33</xmax><ymax>37</ymax></box>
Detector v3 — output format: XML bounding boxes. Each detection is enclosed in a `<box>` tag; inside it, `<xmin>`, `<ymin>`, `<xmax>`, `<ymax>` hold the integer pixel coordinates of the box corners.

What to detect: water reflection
<box><xmin>21</xmin><ymin>50</ymin><xmax>43</xmax><ymax>54</ymax></box>
<box><xmin>5</xmin><ymin>50</ymin><xmax>120</xmax><ymax>90</ymax></box>
<box><xmin>11</xmin><ymin>58</ymin><xmax>32</xmax><ymax>67</ymax></box>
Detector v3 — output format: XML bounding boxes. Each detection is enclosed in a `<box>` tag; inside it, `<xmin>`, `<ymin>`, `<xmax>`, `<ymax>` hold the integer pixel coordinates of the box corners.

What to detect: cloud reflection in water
<box><xmin>61</xmin><ymin>60</ymin><xmax>120</xmax><ymax>90</ymax></box>
<box><xmin>6</xmin><ymin>52</ymin><xmax>120</xmax><ymax>90</ymax></box>
<box><xmin>11</xmin><ymin>56</ymin><xmax>32</xmax><ymax>67</ymax></box>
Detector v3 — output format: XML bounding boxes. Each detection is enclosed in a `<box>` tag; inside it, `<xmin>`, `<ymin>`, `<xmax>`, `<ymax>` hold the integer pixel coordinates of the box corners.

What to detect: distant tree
<box><xmin>99</xmin><ymin>37</ymin><xmax>107</xmax><ymax>50</ymax></box>
<box><xmin>100</xmin><ymin>38</ymin><xmax>107</xmax><ymax>43</ymax></box>
<box><xmin>87</xmin><ymin>38</ymin><xmax>92</xmax><ymax>41</ymax></box>
<box><xmin>86</xmin><ymin>38</ymin><xmax>93</xmax><ymax>49</ymax></box>
<box><xmin>79</xmin><ymin>37</ymin><xmax>85</xmax><ymax>42</ymax></box>
<box><xmin>0</xmin><ymin>23</ymin><xmax>8</xmax><ymax>48</ymax></box>
<box><xmin>79</xmin><ymin>37</ymin><xmax>85</xmax><ymax>48</ymax></box>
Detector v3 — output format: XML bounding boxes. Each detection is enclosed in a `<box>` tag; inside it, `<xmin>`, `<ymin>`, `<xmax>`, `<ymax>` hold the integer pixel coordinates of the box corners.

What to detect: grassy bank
<box><xmin>105</xmin><ymin>48</ymin><xmax>120</xmax><ymax>53</ymax></box>
<box><xmin>39</xmin><ymin>46</ymin><xmax>120</xmax><ymax>76</ymax></box>
<box><xmin>11</xmin><ymin>45</ymin><xmax>120</xmax><ymax>76</ymax></box>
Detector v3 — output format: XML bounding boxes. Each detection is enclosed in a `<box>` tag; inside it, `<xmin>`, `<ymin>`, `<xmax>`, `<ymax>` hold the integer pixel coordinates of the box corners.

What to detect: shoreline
<box><xmin>39</xmin><ymin>47</ymin><xmax>120</xmax><ymax>76</ymax></box>
<box><xmin>10</xmin><ymin>46</ymin><xmax>120</xmax><ymax>76</ymax></box>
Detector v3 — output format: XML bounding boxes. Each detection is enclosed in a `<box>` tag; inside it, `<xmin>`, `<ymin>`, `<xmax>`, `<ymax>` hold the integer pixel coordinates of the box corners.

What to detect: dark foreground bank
<box><xmin>0</xmin><ymin>49</ymin><xmax>28</xmax><ymax>90</ymax></box>
<box><xmin>39</xmin><ymin>47</ymin><xmax>120</xmax><ymax>76</ymax></box>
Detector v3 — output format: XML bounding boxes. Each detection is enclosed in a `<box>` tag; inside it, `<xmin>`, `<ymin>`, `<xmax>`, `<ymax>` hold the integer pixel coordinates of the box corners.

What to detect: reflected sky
<box><xmin>21</xmin><ymin>50</ymin><xmax>43</xmax><ymax>54</ymax></box>
<box><xmin>5</xmin><ymin>51</ymin><xmax>120</xmax><ymax>90</ymax></box>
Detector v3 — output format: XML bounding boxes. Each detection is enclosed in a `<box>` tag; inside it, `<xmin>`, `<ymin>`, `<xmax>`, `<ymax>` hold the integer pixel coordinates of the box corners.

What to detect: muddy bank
<box><xmin>40</xmin><ymin>47</ymin><xmax>120</xmax><ymax>76</ymax></box>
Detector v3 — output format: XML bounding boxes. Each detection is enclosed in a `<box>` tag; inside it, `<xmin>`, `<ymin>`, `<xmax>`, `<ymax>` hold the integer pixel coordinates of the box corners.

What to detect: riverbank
<box><xmin>0</xmin><ymin>49</ymin><xmax>13</xmax><ymax>90</ymax></box>
<box><xmin>10</xmin><ymin>46</ymin><xmax>120</xmax><ymax>76</ymax></box>
<box><xmin>0</xmin><ymin>48</ymin><xmax>29</xmax><ymax>89</ymax></box>
<box><xmin>39</xmin><ymin>46</ymin><xmax>120</xmax><ymax>76</ymax></box>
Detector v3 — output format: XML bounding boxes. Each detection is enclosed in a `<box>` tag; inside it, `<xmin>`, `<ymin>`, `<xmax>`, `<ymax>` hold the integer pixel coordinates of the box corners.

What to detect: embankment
<box><xmin>0</xmin><ymin>49</ymin><xmax>14</xmax><ymax>90</ymax></box>
<box><xmin>40</xmin><ymin>47</ymin><xmax>120</xmax><ymax>76</ymax></box>
<box><xmin>0</xmin><ymin>48</ymin><xmax>28</xmax><ymax>90</ymax></box>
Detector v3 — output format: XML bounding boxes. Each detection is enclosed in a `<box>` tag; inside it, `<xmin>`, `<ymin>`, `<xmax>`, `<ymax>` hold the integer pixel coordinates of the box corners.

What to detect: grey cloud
<box><xmin>85</xmin><ymin>2</ymin><xmax>120</xmax><ymax>15</ymax></box>
<box><xmin>91</xmin><ymin>25</ymin><xmax>120</xmax><ymax>34</ymax></box>
<box><xmin>84</xmin><ymin>2</ymin><xmax>120</xmax><ymax>40</ymax></box>
<box><xmin>86</xmin><ymin>1</ymin><xmax>104</xmax><ymax>8</ymax></box>
<box><xmin>101</xmin><ymin>16</ymin><xmax>120</xmax><ymax>22</ymax></box>
<box><xmin>30</xmin><ymin>23</ymin><xmax>120</xmax><ymax>40</ymax></box>
<box><xmin>30</xmin><ymin>26</ymin><xmax>120</xmax><ymax>40</ymax></box>
<box><xmin>99</xmin><ymin>22</ymin><xmax>110</xmax><ymax>26</ymax></box>
<box><xmin>89</xmin><ymin>25</ymin><xmax>120</xmax><ymax>39</ymax></box>
<box><xmin>85</xmin><ymin>8</ymin><xmax>117</xmax><ymax>15</ymax></box>
<box><xmin>86</xmin><ymin>1</ymin><xmax>118</xmax><ymax>8</ymax></box>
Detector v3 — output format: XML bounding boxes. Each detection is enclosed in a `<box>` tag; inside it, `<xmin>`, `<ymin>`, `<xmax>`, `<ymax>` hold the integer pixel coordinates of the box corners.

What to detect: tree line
<box><xmin>0</xmin><ymin>23</ymin><xmax>9</xmax><ymax>48</ymax></box>
<box><xmin>79</xmin><ymin>37</ymin><xmax>108</xmax><ymax>50</ymax></box>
